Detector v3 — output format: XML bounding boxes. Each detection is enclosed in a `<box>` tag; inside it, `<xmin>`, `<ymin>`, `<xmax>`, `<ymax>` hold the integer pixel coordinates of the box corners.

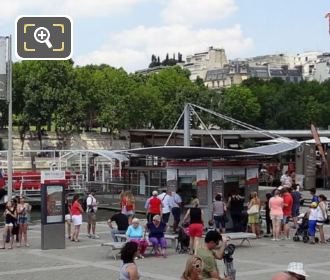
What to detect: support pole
<box><xmin>7</xmin><ymin>35</ymin><xmax>13</xmax><ymax>200</ymax></box>
<box><xmin>183</xmin><ymin>104</ymin><xmax>191</xmax><ymax>147</ymax></box>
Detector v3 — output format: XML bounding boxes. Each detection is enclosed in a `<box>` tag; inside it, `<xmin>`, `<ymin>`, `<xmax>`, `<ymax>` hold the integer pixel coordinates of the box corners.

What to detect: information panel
<box><xmin>41</xmin><ymin>184</ymin><xmax>64</xmax><ymax>224</ymax></box>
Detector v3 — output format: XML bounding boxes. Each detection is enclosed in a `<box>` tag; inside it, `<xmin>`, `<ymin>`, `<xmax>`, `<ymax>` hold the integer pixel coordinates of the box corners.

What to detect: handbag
<box><xmin>247</xmin><ymin>204</ymin><xmax>259</xmax><ymax>215</ymax></box>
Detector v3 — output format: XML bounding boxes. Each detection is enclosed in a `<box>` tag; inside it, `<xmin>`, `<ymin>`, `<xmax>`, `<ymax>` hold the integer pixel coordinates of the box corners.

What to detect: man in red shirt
<box><xmin>282</xmin><ymin>187</ymin><xmax>293</xmax><ymax>239</ymax></box>
<box><xmin>146</xmin><ymin>191</ymin><xmax>162</xmax><ymax>223</ymax></box>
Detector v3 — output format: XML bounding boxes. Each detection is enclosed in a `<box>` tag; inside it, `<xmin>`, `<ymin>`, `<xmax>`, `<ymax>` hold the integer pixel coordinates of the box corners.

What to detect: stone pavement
<box><xmin>1</xmin><ymin>222</ymin><xmax>330</xmax><ymax>280</ymax></box>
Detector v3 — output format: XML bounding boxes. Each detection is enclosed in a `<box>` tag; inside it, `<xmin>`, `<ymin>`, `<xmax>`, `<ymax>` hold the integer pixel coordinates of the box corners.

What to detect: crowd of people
<box><xmin>1</xmin><ymin>181</ymin><xmax>324</xmax><ymax>279</ymax></box>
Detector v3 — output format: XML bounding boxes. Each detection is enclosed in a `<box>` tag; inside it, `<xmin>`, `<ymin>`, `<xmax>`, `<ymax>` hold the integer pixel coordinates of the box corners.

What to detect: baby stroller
<box><xmin>293</xmin><ymin>213</ymin><xmax>309</xmax><ymax>243</ymax></box>
<box><xmin>176</xmin><ymin>224</ymin><xmax>190</xmax><ymax>254</ymax></box>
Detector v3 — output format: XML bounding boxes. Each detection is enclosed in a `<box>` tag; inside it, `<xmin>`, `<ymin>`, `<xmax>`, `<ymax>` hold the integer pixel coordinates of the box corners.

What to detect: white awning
<box><xmin>243</xmin><ymin>141</ymin><xmax>301</xmax><ymax>155</ymax></box>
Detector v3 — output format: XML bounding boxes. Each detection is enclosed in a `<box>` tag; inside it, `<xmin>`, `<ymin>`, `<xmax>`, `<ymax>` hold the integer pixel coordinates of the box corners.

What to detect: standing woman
<box><xmin>212</xmin><ymin>193</ymin><xmax>227</xmax><ymax>233</ymax></box>
<box><xmin>1</xmin><ymin>201</ymin><xmax>17</xmax><ymax>249</ymax></box>
<box><xmin>71</xmin><ymin>194</ymin><xmax>83</xmax><ymax>242</ymax></box>
<box><xmin>119</xmin><ymin>241</ymin><xmax>140</xmax><ymax>280</ymax></box>
<box><xmin>17</xmin><ymin>196</ymin><xmax>30</xmax><ymax>247</ymax></box>
<box><xmin>247</xmin><ymin>192</ymin><xmax>261</xmax><ymax>238</ymax></box>
<box><xmin>64</xmin><ymin>194</ymin><xmax>72</xmax><ymax>239</ymax></box>
<box><xmin>183</xmin><ymin>199</ymin><xmax>204</xmax><ymax>254</ymax></box>
<box><xmin>122</xmin><ymin>191</ymin><xmax>136</xmax><ymax>225</ymax></box>
<box><xmin>269</xmin><ymin>190</ymin><xmax>283</xmax><ymax>241</ymax></box>
<box><xmin>317</xmin><ymin>194</ymin><xmax>328</xmax><ymax>244</ymax></box>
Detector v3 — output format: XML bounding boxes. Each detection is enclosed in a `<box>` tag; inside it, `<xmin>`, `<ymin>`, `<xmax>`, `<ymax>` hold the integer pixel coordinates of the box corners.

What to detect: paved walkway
<box><xmin>1</xmin><ymin>222</ymin><xmax>330</xmax><ymax>280</ymax></box>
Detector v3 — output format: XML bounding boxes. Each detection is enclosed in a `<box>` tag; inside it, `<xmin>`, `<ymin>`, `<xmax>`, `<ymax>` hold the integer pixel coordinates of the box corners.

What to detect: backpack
<box><xmin>82</xmin><ymin>196</ymin><xmax>88</xmax><ymax>212</ymax></box>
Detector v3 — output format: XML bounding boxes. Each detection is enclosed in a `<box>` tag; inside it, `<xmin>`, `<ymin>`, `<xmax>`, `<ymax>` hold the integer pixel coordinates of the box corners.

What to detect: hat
<box><xmin>310</xmin><ymin>202</ymin><xmax>318</xmax><ymax>208</ymax></box>
<box><xmin>287</xmin><ymin>262</ymin><xmax>308</xmax><ymax>277</ymax></box>
<box><xmin>152</xmin><ymin>190</ymin><xmax>158</xmax><ymax>196</ymax></box>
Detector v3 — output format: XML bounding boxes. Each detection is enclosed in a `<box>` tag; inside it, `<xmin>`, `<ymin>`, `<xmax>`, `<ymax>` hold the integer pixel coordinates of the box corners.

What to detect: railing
<box><xmin>83</xmin><ymin>181</ymin><xmax>158</xmax><ymax>198</ymax></box>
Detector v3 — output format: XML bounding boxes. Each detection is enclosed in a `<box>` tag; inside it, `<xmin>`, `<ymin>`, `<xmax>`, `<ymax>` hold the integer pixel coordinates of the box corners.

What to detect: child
<box><xmin>206</xmin><ymin>220</ymin><xmax>216</xmax><ymax>232</ymax></box>
<box><xmin>308</xmin><ymin>202</ymin><xmax>318</xmax><ymax>244</ymax></box>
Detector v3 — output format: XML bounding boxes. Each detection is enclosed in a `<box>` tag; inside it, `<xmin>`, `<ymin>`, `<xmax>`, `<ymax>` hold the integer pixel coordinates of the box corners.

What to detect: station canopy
<box><xmin>127</xmin><ymin>146</ymin><xmax>259</xmax><ymax>159</ymax></box>
<box><xmin>126</xmin><ymin>142</ymin><xmax>301</xmax><ymax>159</ymax></box>
<box><xmin>242</xmin><ymin>141</ymin><xmax>301</xmax><ymax>156</ymax></box>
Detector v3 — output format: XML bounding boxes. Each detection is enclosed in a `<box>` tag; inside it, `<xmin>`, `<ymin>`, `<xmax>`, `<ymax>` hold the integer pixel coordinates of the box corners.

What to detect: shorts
<box><xmin>18</xmin><ymin>216</ymin><xmax>28</xmax><ymax>225</ymax></box>
<box><xmin>308</xmin><ymin>220</ymin><xmax>317</xmax><ymax>236</ymax></box>
<box><xmin>72</xmin><ymin>215</ymin><xmax>82</xmax><ymax>226</ymax></box>
<box><xmin>188</xmin><ymin>223</ymin><xmax>203</xmax><ymax>238</ymax></box>
<box><xmin>316</xmin><ymin>220</ymin><xmax>325</xmax><ymax>226</ymax></box>
<box><xmin>214</xmin><ymin>215</ymin><xmax>226</xmax><ymax>229</ymax></box>
<box><xmin>282</xmin><ymin>216</ymin><xmax>290</xmax><ymax>224</ymax></box>
<box><xmin>65</xmin><ymin>214</ymin><xmax>72</xmax><ymax>221</ymax></box>
<box><xmin>248</xmin><ymin>213</ymin><xmax>260</xmax><ymax>224</ymax></box>
<box><xmin>270</xmin><ymin>214</ymin><xmax>283</xmax><ymax>221</ymax></box>
<box><xmin>5</xmin><ymin>223</ymin><xmax>13</xmax><ymax>227</ymax></box>
<box><xmin>292</xmin><ymin>207</ymin><xmax>300</xmax><ymax>218</ymax></box>
<box><xmin>87</xmin><ymin>212</ymin><xmax>96</xmax><ymax>225</ymax></box>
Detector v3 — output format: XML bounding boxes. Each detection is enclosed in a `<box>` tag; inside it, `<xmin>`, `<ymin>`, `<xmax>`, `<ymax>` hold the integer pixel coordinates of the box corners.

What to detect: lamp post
<box><xmin>6</xmin><ymin>35</ymin><xmax>12</xmax><ymax>199</ymax></box>
<box><xmin>0</xmin><ymin>35</ymin><xmax>12</xmax><ymax>199</ymax></box>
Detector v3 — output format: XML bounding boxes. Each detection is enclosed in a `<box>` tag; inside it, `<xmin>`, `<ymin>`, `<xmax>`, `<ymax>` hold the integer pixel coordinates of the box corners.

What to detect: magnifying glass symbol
<box><xmin>34</xmin><ymin>27</ymin><xmax>53</xmax><ymax>49</ymax></box>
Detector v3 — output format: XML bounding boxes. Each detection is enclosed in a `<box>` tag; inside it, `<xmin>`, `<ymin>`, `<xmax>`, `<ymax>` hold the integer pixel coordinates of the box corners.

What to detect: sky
<box><xmin>0</xmin><ymin>0</ymin><xmax>329</xmax><ymax>72</ymax></box>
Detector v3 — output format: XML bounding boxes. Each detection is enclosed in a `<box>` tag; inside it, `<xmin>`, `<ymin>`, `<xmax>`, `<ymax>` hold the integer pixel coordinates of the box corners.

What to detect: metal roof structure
<box><xmin>242</xmin><ymin>142</ymin><xmax>301</xmax><ymax>156</ymax></box>
<box><xmin>127</xmin><ymin>146</ymin><xmax>259</xmax><ymax>159</ymax></box>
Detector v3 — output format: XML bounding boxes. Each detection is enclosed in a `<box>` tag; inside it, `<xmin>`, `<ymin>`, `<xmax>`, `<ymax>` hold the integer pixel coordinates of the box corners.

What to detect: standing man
<box><xmin>196</xmin><ymin>230</ymin><xmax>230</xmax><ymax>280</ymax></box>
<box><xmin>291</xmin><ymin>184</ymin><xmax>302</xmax><ymax>229</ymax></box>
<box><xmin>170</xmin><ymin>190</ymin><xmax>182</xmax><ymax>233</ymax></box>
<box><xmin>146</xmin><ymin>191</ymin><xmax>162</xmax><ymax>223</ymax></box>
<box><xmin>281</xmin><ymin>187</ymin><xmax>293</xmax><ymax>239</ymax></box>
<box><xmin>107</xmin><ymin>212</ymin><xmax>129</xmax><ymax>242</ymax></box>
<box><xmin>158</xmin><ymin>189</ymin><xmax>172</xmax><ymax>224</ymax></box>
<box><xmin>86</xmin><ymin>190</ymin><xmax>99</xmax><ymax>239</ymax></box>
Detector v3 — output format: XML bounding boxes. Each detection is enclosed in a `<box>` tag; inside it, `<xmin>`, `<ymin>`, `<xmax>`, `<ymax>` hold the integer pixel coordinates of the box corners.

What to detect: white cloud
<box><xmin>0</xmin><ymin>0</ymin><xmax>144</xmax><ymax>25</ymax></box>
<box><xmin>161</xmin><ymin>0</ymin><xmax>238</xmax><ymax>25</ymax></box>
<box><xmin>75</xmin><ymin>24</ymin><xmax>253</xmax><ymax>72</ymax></box>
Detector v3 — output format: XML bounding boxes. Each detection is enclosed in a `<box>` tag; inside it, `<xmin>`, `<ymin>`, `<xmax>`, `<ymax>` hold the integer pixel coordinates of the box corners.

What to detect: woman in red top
<box><xmin>71</xmin><ymin>194</ymin><xmax>83</xmax><ymax>242</ymax></box>
<box><xmin>146</xmin><ymin>191</ymin><xmax>162</xmax><ymax>223</ymax></box>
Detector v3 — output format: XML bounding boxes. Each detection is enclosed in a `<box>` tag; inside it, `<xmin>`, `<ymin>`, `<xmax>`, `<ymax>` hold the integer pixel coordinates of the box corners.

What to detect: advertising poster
<box><xmin>246</xmin><ymin>168</ymin><xmax>258</xmax><ymax>185</ymax></box>
<box><xmin>46</xmin><ymin>185</ymin><xmax>63</xmax><ymax>223</ymax></box>
<box><xmin>0</xmin><ymin>37</ymin><xmax>7</xmax><ymax>100</ymax></box>
<box><xmin>167</xmin><ymin>169</ymin><xmax>177</xmax><ymax>191</ymax></box>
<box><xmin>212</xmin><ymin>169</ymin><xmax>224</xmax><ymax>198</ymax></box>
<box><xmin>196</xmin><ymin>169</ymin><xmax>208</xmax><ymax>205</ymax></box>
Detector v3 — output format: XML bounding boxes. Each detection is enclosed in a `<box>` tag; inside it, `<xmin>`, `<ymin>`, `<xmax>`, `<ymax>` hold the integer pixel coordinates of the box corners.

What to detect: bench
<box><xmin>223</xmin><ymin>232</ymin><xmax>257</xmax><ymax>246</ymax></box>
<box><xmin>114</xmin><ymin>233</ymin><xmax>178</xmax><ymax>248</ymax></box>
<box><xmin>101</xmin><ymin>242</ymin><xmax>126</xmax><ymax>260</ymax></box>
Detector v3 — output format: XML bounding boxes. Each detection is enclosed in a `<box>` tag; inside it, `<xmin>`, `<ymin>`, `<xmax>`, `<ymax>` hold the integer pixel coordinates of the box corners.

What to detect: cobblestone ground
<box><xmin>0</xmin><ymin>221</ymin><xmax>330</xmax><ymax>280</ymax></box>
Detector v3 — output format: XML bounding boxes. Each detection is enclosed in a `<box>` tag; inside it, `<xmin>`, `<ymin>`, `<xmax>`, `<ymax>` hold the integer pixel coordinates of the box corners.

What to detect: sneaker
<box><xmin>271</xmin><ymin>238</ymin><xmax>276</xmax><ymax>241</ymax></box>
<box><xmin>87</xmin><ymin>234</ymin><xmax>92</xmax><ymax>238</ymax></box>
<box><xmin>286</xmin><ymin>237</ymin><xmax>291</xmax><ymax>240</ymax></box>
<box><xmin>92</xmin><ymin>234</ymin><xmax>100</xmax><ymax>239</ymax></box>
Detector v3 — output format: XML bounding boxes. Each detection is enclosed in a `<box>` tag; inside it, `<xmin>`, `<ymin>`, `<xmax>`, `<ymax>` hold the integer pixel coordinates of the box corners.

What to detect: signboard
<box><xmin>0</xmin><ymin>37</ymin><xmax>7</xmax><ymax>100</ymax></box>
<box><xmin>41</xmin><ymin>170</ymin><xmax>65</xmax><ymax>183</ymax></box>
<box><xmin>45</xmin><ymin>185</ymin><xmax>63</xmax><ymax>223</ymax></box>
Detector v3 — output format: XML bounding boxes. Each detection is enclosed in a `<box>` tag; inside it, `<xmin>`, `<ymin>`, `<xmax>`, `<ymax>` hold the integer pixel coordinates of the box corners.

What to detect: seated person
<box><xmin>181</xmin><ymin>255</ymin><xmax>204</xmax><ymax>280</ymax></box>
<box><xmin>206</xmin><ymin>220</ymin><xmax>216</xmax><ymax>232</ymax></box>
<box><xmin>126</xmin><ymin>218</ymin><xmax>148</xmax><ymax>259</ymax></box>
<box><xmin>107</xmin><ymin>212</ymin><xmax>129</xmax><ymax>242</ymax></box>
<box><xmin>146</xmin><ymin>215</ymin><xmax>167</xmax><ymax>257</ymax></box>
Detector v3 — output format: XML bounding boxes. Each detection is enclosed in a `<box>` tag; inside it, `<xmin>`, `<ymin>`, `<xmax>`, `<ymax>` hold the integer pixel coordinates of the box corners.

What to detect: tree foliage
<box><xmin>6</xmin><ymin>61</ymin><xmax>330</xmax><ymax>137</ymax></box>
